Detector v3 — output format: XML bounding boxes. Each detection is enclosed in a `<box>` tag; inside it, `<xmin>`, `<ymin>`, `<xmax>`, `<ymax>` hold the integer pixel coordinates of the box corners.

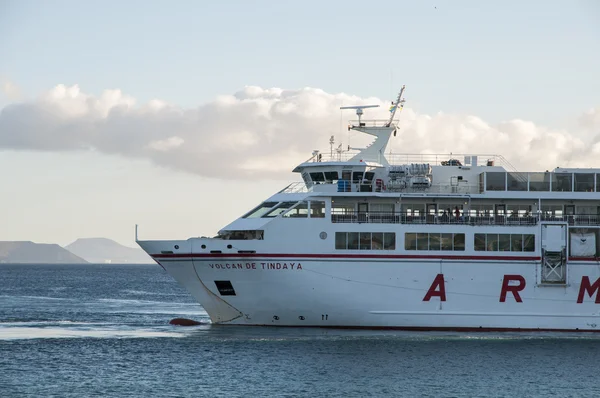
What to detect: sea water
<box><xmin>1</xmin><ymin>263</ymin><xmax>599</xmax><ymax>397</ymax></box>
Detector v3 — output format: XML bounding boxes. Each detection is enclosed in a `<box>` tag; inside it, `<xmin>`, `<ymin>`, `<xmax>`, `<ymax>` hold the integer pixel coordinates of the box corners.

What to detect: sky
<box><xmin>0</xmin><ymin>0</ymin><xmax>599</xmax><ymax>247</ymax></box>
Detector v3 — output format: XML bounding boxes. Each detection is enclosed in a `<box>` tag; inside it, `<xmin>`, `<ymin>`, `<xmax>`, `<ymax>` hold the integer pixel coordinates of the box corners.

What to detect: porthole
<box><xmin>201</xmin><ymin>244</ymin><xmax>206</xmax><ymax>249</ymax></box>
<box><xmin>174</xmin><ymin>245</ymin><xmax>179</xmax><ymax>249</ymax></box>
<box><xmin>319</xmin><ymin>232</ymin><xmax>327</xmax><ymax>240</ymax></box>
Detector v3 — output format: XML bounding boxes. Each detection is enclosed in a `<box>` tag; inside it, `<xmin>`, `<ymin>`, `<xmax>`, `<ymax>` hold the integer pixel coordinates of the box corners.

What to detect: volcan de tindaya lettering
<box><xmin>137</xmin><ymin>86</ymin><xmax>600</xmax><ymax>332</ymax></box>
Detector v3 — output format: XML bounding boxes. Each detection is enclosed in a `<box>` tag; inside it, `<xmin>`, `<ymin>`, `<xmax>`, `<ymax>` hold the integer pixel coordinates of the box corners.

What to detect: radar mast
<box><xmin>386</xmin><ymin>85</ymin><xmax>406</xmax><ymax>127</ymax></box>
<box><xmin>339</xmin><ymin>104</ymin><xmax>379</xmax><ymax>126</ymax></box>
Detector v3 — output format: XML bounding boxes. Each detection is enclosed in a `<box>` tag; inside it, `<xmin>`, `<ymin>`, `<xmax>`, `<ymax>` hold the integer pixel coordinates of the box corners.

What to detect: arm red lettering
<box><xmin>577</xmin><ymin>276</ymin><xmax>600</xmax><ymax>303</ymax></box>
<box><xmin>423</xmin><ymin>274</ymin><xmax>446</xmax><ymax>302</ymax></box>
<box><xmin>499</xmin><ymin>274</ymin><xmax>526</xmax><ymax>303</ymax></box>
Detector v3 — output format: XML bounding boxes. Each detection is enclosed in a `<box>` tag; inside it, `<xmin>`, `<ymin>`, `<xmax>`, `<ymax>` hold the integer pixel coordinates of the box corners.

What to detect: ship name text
<box><xmin>208</xmin><ymin>262</ymin><xmax>303</xmax><ymax>270</ymax></box>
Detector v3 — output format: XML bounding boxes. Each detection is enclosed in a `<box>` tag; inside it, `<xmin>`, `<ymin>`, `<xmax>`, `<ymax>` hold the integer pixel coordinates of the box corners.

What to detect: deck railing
<box><xmin>306</xmin><ymin>150</ymin><xmax>517</xmax><ymax>170</ymax></box>
<box><xmin>280</xmin><ymin>181</ymin><xmax>481</xmax><ymax>195</ymax></box>
<box><xmin>331</xmin><ymin>212</ymin><xmax>600</xmax><ymax>226</ymax></box>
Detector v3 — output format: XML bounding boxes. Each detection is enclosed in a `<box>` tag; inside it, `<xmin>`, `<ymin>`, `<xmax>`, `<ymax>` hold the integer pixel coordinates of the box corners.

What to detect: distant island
<box><xmin>0</xmin><ymin>238</ymin><xmax>154</xmax><ymax>264</ymax></box>
<box><xmin>0</xmin><ymin>241</ymin><xmax>87</xmax><ymax>264</ymax></box>
<box><xmin>66</xmin><ymin>238</ymin><xmax>154</xmax><ymax>264</ymax></box>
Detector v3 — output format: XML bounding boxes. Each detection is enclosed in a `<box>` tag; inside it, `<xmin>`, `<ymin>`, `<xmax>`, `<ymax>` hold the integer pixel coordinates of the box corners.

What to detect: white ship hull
<box><xmin>142</xmin><ymin>246</ymin><xmax>600</xmax><ymax>332</ymax></box>
<box><xmin>136</xmin><ymin>87</ymin><xmax>600</xmax><ymax>332</ymax></box>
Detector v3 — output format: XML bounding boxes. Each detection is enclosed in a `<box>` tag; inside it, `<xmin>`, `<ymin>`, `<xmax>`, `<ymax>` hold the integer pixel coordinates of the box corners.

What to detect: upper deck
<box><xmin>289</xmin><ymin>152</ymin><xmax>600</xmax><ymax>197</ymax></box>
<box><xmin>289</xmin><ymin>88</ymin><xmax>600</xmax><ymax>199</ymax></box>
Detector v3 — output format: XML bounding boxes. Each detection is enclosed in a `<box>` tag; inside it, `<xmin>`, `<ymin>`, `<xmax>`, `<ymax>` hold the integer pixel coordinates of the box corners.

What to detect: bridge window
<box><xmin>263</xmin><ymin>201</ymin><xmax>297</xmax><ymax>218</ymax></box>
<box><xmin>574</xmin><ymin>173</ymin><xmax>594</xmax><ymax>192</ymax></box>
<box><xmin>324</xmin><ymin>171</ymin><xmax>339</xmax><ymax>182</ymax></box>
<box><xmin>507</xmin><ymin>173</ymin><xmax>527</xmax><ymax>191</ymax></box>
<box><xmin>552</xmin><ymin>173</ymin><xmax>572</xmax><ymax>192</ymax></box>
<box><xmin>243</xmin><ymin>202</ymin><xmax>278</xmax><ymax>218</ymax></box>
<box><xmin>335</xmin><ymin>232</ymin><xmax>396</xmax><ymax>250</ymax></box>
<box><xmin>405</xmin><ymin>233</ymin><xmax>465</xmax><ymax>251</ymax></box>
<box><xmin>486</xmin><ymin>172</ymin><xmax>506</xmax><ymax>191</ymax></box>
<box><xmin>474</xmin><ymin>233</ymin><xmax>535</xmax><ymax>252</ymax></box>
<box><xmin>528</xmin><ymin>172</ymin><xmax>550</xmax><ymax>191</ymax></box>
<box><xmin>310</xmin><ymin>172</ymin><xmax>325</xmax><ymax>182</ymax></box>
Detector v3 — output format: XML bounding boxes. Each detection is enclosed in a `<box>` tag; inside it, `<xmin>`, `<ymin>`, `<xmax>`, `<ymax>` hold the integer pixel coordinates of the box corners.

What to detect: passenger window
<box><xmin>335</xmin><ymin>232</ymin><xmax>347</xmax><ymax>249</ymax></box>
<box><xmin>441</xmin><ymin>233</ymin><xmax>453</xmax><ymax>250</ymax></box>
<box><xmin>347</xmin><ymin>232</ymin><xmax>359</xmax><ymax>250</ymax></box>
<box><xmin>474</xmin><ymin>234</ymin><xmax>486</xmax><ymax>251</ymax></box>
<box><xmin>523</xmin><ymin>235</ymin><xmax>535</xmax><ymax>251</ymax></box>
<box><xmin>283</xmin><ymin>202</ymin><xmax>309</xmax><ymax>218</ymax></box>
<box><xmin>417</xmin><ymin>233</ymin><xmax>429</xmax><ymax>250</ymax></box>
<box><xmin>511</xmin><ymin>234</ymin><xmax>523</xmax><ymax>251</ymax></box>
<box><xmin>335</xmin><ymin>232</ymin><xmax>395</xmax><ymax>251</ymax></box>
<box><xmin>453</xmin><ymin>234</ymin><xmax>465</xmax><ymax>251</ymax></box>
<box><xmin>359</xmin><ymin>233</ymin><xmax>372</xmax><ymax>250</ymax></box>
<box><xmin>383</xmin><ymin>233</ymin><xmax>396</xmax><ymax>250</ymax></box>
<box><xmin>372</xmin><ymin>233</ymin><xmax>384</xmax><ymax>250</ymax></box>
<box><xmin>487</xmin><ymin>234</ymin><xmax>499</xmax><ymax>251</ymax></box>
<box><xmin>405</xmin><ymin>232</ymin><xmax>464</xmax><ymax>251</ymax></box>
<box><xmin>499</xmin><ymin>234</ymin><xmax>511</xmax><ymax>251</ymax></box>
<box><xmin>310</xmin><ymin>201</ymin><xmax>326</xmax><ymax>218</ymax></box>
<box><xmin>405</xmin><ymin>233</ymin><xmax>417</xmax><ymax>250</ymax></box>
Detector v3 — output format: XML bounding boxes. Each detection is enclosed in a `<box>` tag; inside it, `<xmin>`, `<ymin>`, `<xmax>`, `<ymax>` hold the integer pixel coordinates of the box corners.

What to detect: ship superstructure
<box><xmin>137</xmin><ymin>86</ymin><xmax>600</xmax><ymax>331</ymax></box>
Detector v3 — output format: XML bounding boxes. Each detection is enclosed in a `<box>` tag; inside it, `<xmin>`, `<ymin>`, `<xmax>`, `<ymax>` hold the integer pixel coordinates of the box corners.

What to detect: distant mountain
<box><xmin>65</xmin><ymin>238</ymin><xmax>154</xmax><ymax>264</ymax></box>
<box><xmin>0</xmin><ymin>241</ymin><xmax>88</xmax><ymax>264</ymax></box>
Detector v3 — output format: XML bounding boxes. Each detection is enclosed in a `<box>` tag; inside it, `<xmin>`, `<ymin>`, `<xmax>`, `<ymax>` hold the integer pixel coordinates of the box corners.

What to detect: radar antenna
<box><xmin>386</xmin><ymin>85</ymin><xmax>406</xmax><ymax>127</ymax></box>
<box><xmin>340</xmin><ymin>104</ymin><xmax>379</xmax><ymax>126</ymax></box>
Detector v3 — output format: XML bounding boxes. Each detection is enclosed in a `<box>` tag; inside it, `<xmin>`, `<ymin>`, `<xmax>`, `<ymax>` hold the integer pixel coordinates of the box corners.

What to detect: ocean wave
<box><xmin>122</xmin><ymin>289</ymin><xmax>181</xmax><ymax>296</ymax></box>
<box><xmin>97</xmin><ymin>298</ymin><xmax>198</xmax><ymax>306</ymax></box>
<box><xmin>0</xmin><ymin>295</ymin><xmax>69</xmax><ymax>301</ymax></box>
<box><xmin>0</xmin><ymin>326</ymin><xmax>190</xmax><ymax>340</ymax></box>
<box><xmin>0</xmin><ymin>320</ymin><xmax>114</xmax><ymax>326</ymax></box>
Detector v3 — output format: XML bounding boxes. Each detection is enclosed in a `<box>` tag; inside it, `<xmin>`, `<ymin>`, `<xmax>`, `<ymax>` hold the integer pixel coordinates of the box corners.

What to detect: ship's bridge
<box><xmin>292</xmin><ymin>153</ymin><xmax>600</xmax><ymax>195</ymax></box>
<box><xmin>292</xmin><ymin>151</ymin><xmax>514</xmax><ymax>195</ymax></box>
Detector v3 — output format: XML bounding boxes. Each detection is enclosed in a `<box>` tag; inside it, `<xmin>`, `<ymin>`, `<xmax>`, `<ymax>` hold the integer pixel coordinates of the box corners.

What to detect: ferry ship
<box><xmin>137</xmin><ymin>86</ymin><xmax>600</xmax><ymax>332</ymax></box>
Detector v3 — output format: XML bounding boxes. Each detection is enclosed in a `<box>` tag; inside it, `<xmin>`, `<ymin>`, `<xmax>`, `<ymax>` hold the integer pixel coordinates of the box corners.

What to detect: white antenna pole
<box><xmin>135</xmin><ymin>224</ymin><xmax>139</xmax><ymax>241</ymax></box>
<box><xmin>386</xmin><ymin>85</ymin><xmax>406</xmax><ymax>127</ymax></box>
<box><xmin>329</xmin><ymin>135</ymin><xmax>334</xmax><ymax>159</ymax></box>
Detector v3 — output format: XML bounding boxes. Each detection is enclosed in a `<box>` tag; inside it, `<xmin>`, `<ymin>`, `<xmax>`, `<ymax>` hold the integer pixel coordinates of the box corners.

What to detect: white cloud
<box><xmin>579</xmin><ymin>107</ymin><xmax>600</xmax><ymax>130</ymax></box>
<box><xmin>0</xmin><ymin>84</ymin><xmax>599</xmax><ymax>178</ymax></box>
<box><xmin>147</xmin><ymin>136</ymin><xmax>184</xmax><ymax>152</ymax></box>
<box><xmin>1</xmin><ymin>80</ymin><xmax>21</xmax><ymax>100</ymax></box>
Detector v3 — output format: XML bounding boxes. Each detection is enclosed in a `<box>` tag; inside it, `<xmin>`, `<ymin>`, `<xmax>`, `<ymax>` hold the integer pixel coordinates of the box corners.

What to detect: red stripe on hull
<box><xmin>152</xmin><ymin>252</ymin><xmax>541</xmax><ymax>261</ymax></box>
<box><xmin>217</xmin><ymin>324</ymin><xmax>600</xmax><ymax>333</ymax></box>
<box><xmin>568</xmin><ymin>257</ymin><xmax>600</xmax><ymax>262</ymax></box>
